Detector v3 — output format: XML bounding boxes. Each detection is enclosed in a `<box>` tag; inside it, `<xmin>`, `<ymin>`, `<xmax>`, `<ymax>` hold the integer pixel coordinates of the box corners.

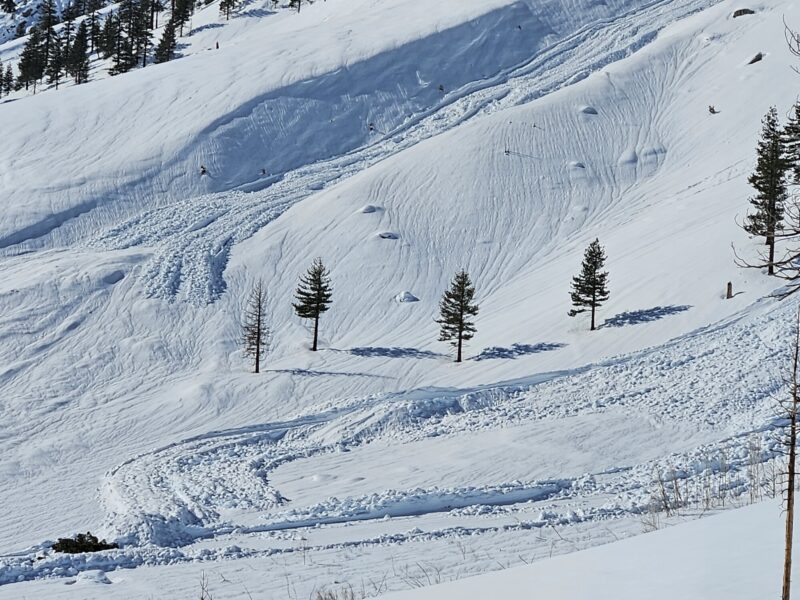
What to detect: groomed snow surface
<box><xmin>1</xmin><ymin>0</ymin><xmax>799</xmax><ymax>597</ymax></box>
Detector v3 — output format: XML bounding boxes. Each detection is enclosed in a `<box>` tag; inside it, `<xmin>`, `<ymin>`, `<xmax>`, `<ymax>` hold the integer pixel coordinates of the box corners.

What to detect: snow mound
<box><xmin>395</xmin><ymin>291</ymin><xmax>420</xmax><ymax>303</ymax></box>
<box><xmin>75</xmin><ymin>570</ymin><xmax>111</xmax><ymax>585</ymax></box>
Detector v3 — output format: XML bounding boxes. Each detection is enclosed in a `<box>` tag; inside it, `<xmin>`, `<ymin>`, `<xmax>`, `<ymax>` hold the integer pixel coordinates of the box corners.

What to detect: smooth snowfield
<box><xmin>1</xmin><ymin>0</ymin><xmax>799</xmax><ymax>596</ymax></box>
<box><xmin>383</xmin><ymin>500</ymin><xmax>793</xmax><ymax>600</ymax></box>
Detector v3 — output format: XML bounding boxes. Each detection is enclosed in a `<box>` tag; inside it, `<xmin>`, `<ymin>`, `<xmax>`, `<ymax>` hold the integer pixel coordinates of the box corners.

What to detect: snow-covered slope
<box><xmin>0</xmin><ymin>0</ymin><xmax>724</xmax><ymax>250</ymax></box>
<box><xmin>383</xmin><ymin>500</ymin><xmax>793</xmax><ymax>600</ymax></box>
<box><xmin>1</xmin><ymin>0</ymin><xmax>798</xmax><ymax>596</ymax></box>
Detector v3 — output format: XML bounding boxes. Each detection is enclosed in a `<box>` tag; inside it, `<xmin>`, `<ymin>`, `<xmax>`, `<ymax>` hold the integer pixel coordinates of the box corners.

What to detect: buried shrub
<box><xmin>52</xmin><ymin>532</ymin><xmax>118</xmax><ymax>553</ymax></box>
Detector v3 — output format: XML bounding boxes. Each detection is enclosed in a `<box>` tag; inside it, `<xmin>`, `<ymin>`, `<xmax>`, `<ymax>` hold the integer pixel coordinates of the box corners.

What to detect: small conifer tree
<box><xmin>744</xmin><ymin>107</ymin><xmax>788</xmax><ymax>275</ymax></box>
<box><xmin>569</xmin><ymin>238</ymin><xmax>610</xmax><ymax>331</ymax></box>
<box><xmin>436</xmin><ymin>270</ymin><xmax>478</xmax><ymax>363</ymax></box>
<box><xmin>293</xmin><ymin>258</ymin><xmax>333</xmax><ymax>351</ymax></box>
<box><xmin>154</xmin><ymin>18</ymin><xmax>177</xmax><ymax>63</ymax></box>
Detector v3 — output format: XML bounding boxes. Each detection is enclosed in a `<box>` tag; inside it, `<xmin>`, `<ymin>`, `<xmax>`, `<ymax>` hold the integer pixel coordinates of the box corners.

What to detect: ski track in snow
<box><xmin>1</xmin><ymin>293</ymin><xmax>790</xmax><ymax>584</ymax></box>
<box><xmin>89</xmin><ymin>0</ymin><xmax>723</xmax><ymax>304</ymax></box>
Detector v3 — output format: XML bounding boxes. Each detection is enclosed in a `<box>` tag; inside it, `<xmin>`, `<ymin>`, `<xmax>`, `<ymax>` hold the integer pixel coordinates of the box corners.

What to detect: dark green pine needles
<box><xmin>745</xmin><ymin>106</ymin><xmax>788</xmax><ymax>275</ymax></box>
<box><xmin>569</xmin><ymin>238</ymin><xmax>610</xmax><ymax>331</ymax></box>
<box><xmin>436</xmin><ymin>269</ymin><xmax>478</xmax><ymax>363</ymax></box>
<box><xmin>293</xmin><ymin>257</ymin><xmax>333</xmax><ymax>351</ymax></box>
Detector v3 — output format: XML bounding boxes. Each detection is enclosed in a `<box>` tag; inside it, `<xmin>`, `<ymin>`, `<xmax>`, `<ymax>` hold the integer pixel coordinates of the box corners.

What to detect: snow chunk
<box><xmin>376</xmin><ymin>231</ymin><xmax>400</xmax><ymax>240</ymax></box>
<box><xmin>618</xmin><ymin>150</ymin><xmax>638</xmax><ymax>165</ymax></box>
<box><xmin>569</xmin><ymin>161</ymin><xmax>586</xmax><ymax>169</ymax></box>
<box><xmin>395</xmin><ymin>291</ymin><xmax>419</xmax><ymax>303</ymax></box>
<box><xmin>76</xmin><ymin>570</ymin><xmax>111</xmax><ymax>585</ymax></box>
<box><xmin>579</xmin><ymin>105</ymin><xmax>598</xmax><ymax>115</ymax></box>
<box><xmin>359</xmin><ymin>204</ymin><xmax>380</xmax><ymax>214</ymax></box>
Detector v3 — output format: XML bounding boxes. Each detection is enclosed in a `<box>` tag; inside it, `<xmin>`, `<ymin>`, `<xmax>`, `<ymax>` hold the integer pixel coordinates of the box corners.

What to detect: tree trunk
<box><xmin>254</xmin><ymin>319</ymin><xmax>261</xmax><ymax>374</ymax></box>
<box><xmin>770</xmin><ymin>234</ymin><xmax>776</xmax><ymax>276</ymax></box>
<box><xmin>726</xmin><ymin>282</ymin><xmax>733</xmax><ymax>299</ymax></box>
<box><xmin>784</xmin><ymin>413</ymin><xmax>796</xmax><ymax>600</ymax></box>
<box><xmin>781</xmin><ymin>412</ymin><xmax>797</xmax><ymax>600</ymax></box>
<box><xmin>456</xmin><ymin>332</ymin><xmax>462</xmax><ymax>363</ymax></box>
<box><xmin>590</xmin><ymin>305</ymin><xmax>596</xmax><ymax>331</ymax></box>
<box><xmin>783</xmin><ymin>313</ymin><xmax>800</xmax><ymax>600</ymax></box>
<box><xmin>312</xmin><ymin>315</ymin><xmax>319</xmax><ymax>351</ymax></box>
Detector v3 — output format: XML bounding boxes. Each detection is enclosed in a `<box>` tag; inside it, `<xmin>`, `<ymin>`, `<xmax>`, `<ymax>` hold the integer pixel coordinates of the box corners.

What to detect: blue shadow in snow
<box><xmin>603</xmin><ymin>305</ymin><xmax>692</xmax><ymax>328</ymax></box>
<box><xmin>348</xmin><ymin>347</ymin><xmax>441</xmax><ymax>359</ymax></box>
<box><xmin>473</xmin><ymin>343</ymin><xmax>566</xmax><ymax>361</ymax></box>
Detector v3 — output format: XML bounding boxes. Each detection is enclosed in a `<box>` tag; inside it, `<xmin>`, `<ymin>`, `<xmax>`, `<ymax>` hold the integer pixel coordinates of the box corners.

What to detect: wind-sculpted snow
<box><xmin>86</xmin><ymin>0</ymin><xmax>724</xmax><ymax>304</ymax></box>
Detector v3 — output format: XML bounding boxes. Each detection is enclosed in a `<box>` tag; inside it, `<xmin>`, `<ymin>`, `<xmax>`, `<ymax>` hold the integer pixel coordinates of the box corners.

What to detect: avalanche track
<box><xmin>88</xmin><ymin>0</ymin><xmax>723</xmax><ymax>304</ymax></box>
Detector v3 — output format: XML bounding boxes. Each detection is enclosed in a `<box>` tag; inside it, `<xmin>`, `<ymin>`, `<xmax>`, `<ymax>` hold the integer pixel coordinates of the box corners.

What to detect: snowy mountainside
<box><xmin>1</xmin><ymin>0</ymin><xmax>799</xmax><ymax>597</ymax></box>
<box><xmin>0</xmin><ymin>0</ymin><xmax>721</xmax><ymax>251</ymax></box>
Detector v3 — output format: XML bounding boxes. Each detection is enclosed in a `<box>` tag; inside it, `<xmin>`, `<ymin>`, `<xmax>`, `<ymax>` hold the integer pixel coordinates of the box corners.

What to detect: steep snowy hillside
<box><xmin>0</xmin><ymin>0</ymin><xmax>724</xmax><ymax>250</ymax></box>
<box><xmin>1</xmin><ymin>0</ymin><xmax>799</xmax><ymax>596</ymax></box>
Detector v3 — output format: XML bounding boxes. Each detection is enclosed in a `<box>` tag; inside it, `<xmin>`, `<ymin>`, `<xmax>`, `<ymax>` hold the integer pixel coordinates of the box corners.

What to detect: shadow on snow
<box><xmin>603</xmin><ymin>305</ymin><xmax>692</xmax><ymax>328</ymax></box>
<box><xmin>473</xmin><ymin>342</ymin><xmax>566</xmax><ymax>361</ymax></box>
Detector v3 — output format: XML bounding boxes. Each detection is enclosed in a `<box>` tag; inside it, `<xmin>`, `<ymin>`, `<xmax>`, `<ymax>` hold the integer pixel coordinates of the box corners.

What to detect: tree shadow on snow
<box><xmin>346</xmin><ymin>347</ymin><xmax>443</xmax><ymax>359</ymax></box>
<box><xmin>267</xmin><ymin>368</ymin><xmax>394</xmax><ymax>379</ymax></box>
<box><xmin>472</xmin><ymin>343</ymin><xmax>566</xmax><ymax>361</ymax></box>
<box><xmin>603</xmin><ymin>305</ymin><xmax>692</xmax><ymax>328</ymax></box>
<box><xmin>190</xmin><ymin>23</ymin><xmax>225</xmax><ymax>36</ymax></box>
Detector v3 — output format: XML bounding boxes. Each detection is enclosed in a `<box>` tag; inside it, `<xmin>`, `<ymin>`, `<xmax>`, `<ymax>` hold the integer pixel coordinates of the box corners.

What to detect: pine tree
<box><xmin>67</xmin><ymin>21</ymin><xmax>90</xmax><ymax>83</ymax></box>
<box><xmin>61</xmin><ymin>12</ymin><xmax>75</xmax><ymax>61</ymax></box>
<box><xmin>37</xmin><ymin>0</ymin><xmax>58</xmax><ymax>66</ymax></box>
<box><xmin>242</xmin><ymin>279</ymin><xmax>269</xmax><ymax>373</ymax></box>
<box><xmin>569</xmin><ymin>238</ymin><xmax>610</xmax><ymax>331</ymax></box>
<box><xmin>1</xmin><ymin>0</ymin><xmax>15</xmax><ymax>14</ymax></box>
<box><xmin>744</xmin><ymin>107</ymin><xmax>788</xmax><ymax>276</ymax></box>
<box><xmin>89</xmin><ymin>14</ymin><xmax>100</xmax><ymax>54</ymax></box>
<box><xmin>436</xmin><ymin>270</ymin><xmax>478</xmax><ymax>363</ymax></box>
<box><xmin>45</xmin><ymin>31</ymin><xmax>63</xmax><ymax>88</ymax></box>
<box><xmin>3</xmin><ymin>64</ymin><xmax>14</xmax><ymax>94</ymax></box>
<box><xmin>785</xmin><ymin>102</ymin><xmax>800</xmax><ymax>185</ymax></box>
<box><xmin>173</xmin><ymin>0</ymin><xmax>192</xmax><ymax>36</ymax></box>
<box><xmin>289</xmin><ymin>0</ymin><xmax>301</xmax><ymax>12</ymax></box>
<box><xmin>293</xmin><ymin>258</ymin><xmax>333</xmax><ymax>352</ymax></box>
<box><xmin>150</xmin><ymin>0</ymin><xmax>163</xmax><ymax>28</ymax></box>
<box><xmin>153</xmin><ymin>17</ymin><xmax>176</xmax><ymax>63</ymax></box>
<box><xmin>17</xmin><ymin>26</ymin><xmax>46</xmax><ymax>91</ymax></box>
<box><xmin>219</xmin><ymin>0</ymin><xmax>234</xmax><ymax>20</ymax></box>
<box><xmin>99</xmin><ymin>12</ymin><xmax>117</xmax><ymax>58</ymax></box>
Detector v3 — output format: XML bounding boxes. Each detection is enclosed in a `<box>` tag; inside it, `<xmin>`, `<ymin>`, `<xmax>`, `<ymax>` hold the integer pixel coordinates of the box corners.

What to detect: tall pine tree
<box><xmin>153</xmin><ymin>17</ymin><xmax>176</xmax><ymax>63</ymax></box>
<box><xmin>436</xmin><ymin>270</ymin><xmax>478</xmax><ymax>363</ymax></box>
<box><xmin>219</xmin><ymin>0</ymin><xmax>234</xmax><ymax>20</ymax></box>
<box><xmin>293</xmin><ymin>258</ymin><xmax>333</xmax><ymax>352</ymax></box>
<box><xmin>1</xmin><ymin>0</ymin><xmax>15</xmax><ymax>14</ymax></box>
<box><xmin>67</xmin><ymin>20</ymin><xmax>90</xmax><ymax>83</ymax></box>
<box><xmin>785</xmin><ymin>102</ymin><xmax>800</xmax><ymax>185</ymax></box>
<box><xmin>744</xmin><ymin>107</ymin><xmax>788</xmax><ymax>276</ymax></box>
<box><xmin>17</xmin><ymin>26</ymin><xmax>46</xmax><ymax>91</ymax></box>
<box><xmin>569</xmin><ymin>238</ymin><xmax>610</xmax><ymax>331</ymax></box>
<box><xmin>45</xmin><ymin>30</ymin><xmax>63</xmax><ymax>88</ymax></box>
